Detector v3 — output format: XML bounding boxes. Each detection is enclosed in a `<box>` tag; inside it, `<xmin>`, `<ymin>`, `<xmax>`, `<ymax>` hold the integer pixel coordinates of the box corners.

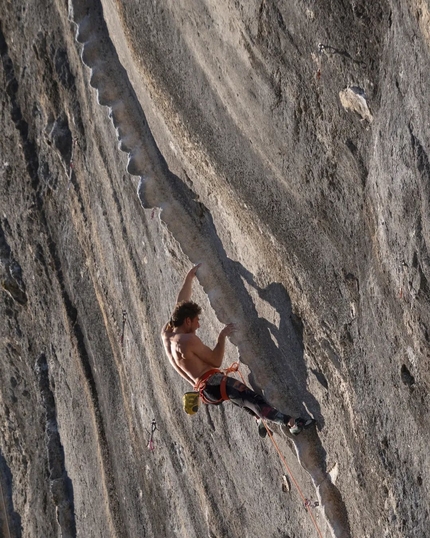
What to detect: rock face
<box><xmin>1</xmin><ymin>1</ymin><xmax>429</xmax><ymax>537</ymax></box>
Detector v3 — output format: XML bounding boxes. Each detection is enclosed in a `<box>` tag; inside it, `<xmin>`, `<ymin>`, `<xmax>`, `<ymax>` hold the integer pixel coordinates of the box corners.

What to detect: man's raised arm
<box><xmin>176</xmin><ymin>263</ymin><xmax>201</xmax><ymax>303</ymax></box>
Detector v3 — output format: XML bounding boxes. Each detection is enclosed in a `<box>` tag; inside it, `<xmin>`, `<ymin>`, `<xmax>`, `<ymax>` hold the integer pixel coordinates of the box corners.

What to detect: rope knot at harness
<box><xmin>223</xmin><ymin>361</ymin><xmax>240</xmax><ymax>375</ymax></box>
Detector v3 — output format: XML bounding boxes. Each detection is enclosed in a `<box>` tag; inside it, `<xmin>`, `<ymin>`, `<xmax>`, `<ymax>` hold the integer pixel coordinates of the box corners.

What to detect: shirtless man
<box><xmin>161</xmin><ymin>264</ymin><xmax>315</xmax><ymax>436</ymax></box>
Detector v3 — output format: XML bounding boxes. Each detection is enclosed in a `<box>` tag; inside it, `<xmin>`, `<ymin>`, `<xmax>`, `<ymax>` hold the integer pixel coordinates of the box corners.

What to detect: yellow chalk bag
<box><xmin>183</xmin><ymin>392</ymin><xmax>200</xmax><ymax>415</ymax></box>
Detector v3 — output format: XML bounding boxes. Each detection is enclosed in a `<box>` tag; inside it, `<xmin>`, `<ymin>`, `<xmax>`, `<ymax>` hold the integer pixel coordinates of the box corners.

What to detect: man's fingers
<box><xmin>189</xmin><ymin>263</ymin><xmax>202</xmax><ymax>277</ymax></box>
<box><xmin>223</xmin><ymin>323</ymin><xmax>237</xmax><ymax>335</ymax></box>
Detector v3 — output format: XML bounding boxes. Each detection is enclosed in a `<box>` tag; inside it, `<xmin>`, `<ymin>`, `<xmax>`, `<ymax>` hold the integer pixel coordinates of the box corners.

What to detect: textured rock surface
<box><xmin>1</xmin><ymin>0</ymin><xmax>430</xmax><ymax>537</ymax></box>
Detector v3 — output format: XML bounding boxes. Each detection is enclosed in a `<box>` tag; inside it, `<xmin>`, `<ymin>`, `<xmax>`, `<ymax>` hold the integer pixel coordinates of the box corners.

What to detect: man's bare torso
<box><xmin>162</xmin><ymin>328</ymin><xmax>215</xmax><ymax>385</ymax></box>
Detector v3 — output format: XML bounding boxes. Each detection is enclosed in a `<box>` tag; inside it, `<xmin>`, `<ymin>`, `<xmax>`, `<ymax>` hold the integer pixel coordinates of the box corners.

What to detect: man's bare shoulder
<box><xmin>160</xmin><ymin>326</ymin><xmax>197</xmax><ymax>344</ymax></box>
<box><xmin>177</xmin><ymin>333</ymin><xmax>198</xmax><ymax>343</ymax></box>
<box><xmin>176</xmin><ymin>333</ymin><xmax>201</xmax><ymax>350</ymax></box>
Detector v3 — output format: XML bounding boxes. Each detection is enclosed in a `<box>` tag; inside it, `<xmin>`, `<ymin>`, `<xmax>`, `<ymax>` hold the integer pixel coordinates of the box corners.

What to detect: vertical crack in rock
<box><xmin>0</xmin><ymin>24</ymin><xmax>40</xmax><ymax>192</ymax></box>
<box><xmin>68</xmin><ymin>1</ymin><xmax>351</xmax><ymax>535</ymax></box>
<box><xmin>35</xmin><ymin>354</ymin><xmax>76</xmax><ymax>538</ymax></box>
<box><xmin>0</xmin><ymin>27</ymin><xmax>30</xmax><ymax>305</ymax></box>
<box><xmin>0</xmin><ymin>450</ymin><xmax>22</xmax><ymax>538</ymax></box>
<box><xmin>1</xmin><ymin>20</ymin><xmax>125</xmax><ymax>535</ymax></box>
<box><xmin>47</xmin><ymin>113</ymin><xmax>73</xmax><ymax>169</ymax></box>
<box><xmin>0</xmin><ymin>220</ymin><xmax>27</xmax><ymax>306</ymax></box>
<box><xmin>43</xmin><ymin>235</ymin><xmax>126</xmax><ymax>537</ymax></box>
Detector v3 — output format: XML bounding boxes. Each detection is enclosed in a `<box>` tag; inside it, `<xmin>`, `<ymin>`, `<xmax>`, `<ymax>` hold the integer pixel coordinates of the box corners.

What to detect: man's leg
<box><xmin>223</xmin><ymin>377</ymin><xmax>293</xmax><ymax>426</ymax></box>
<box><xmin>203</xmin><ymin>375</ymin><xmax>314</xmax><ymax>434</ymax></box>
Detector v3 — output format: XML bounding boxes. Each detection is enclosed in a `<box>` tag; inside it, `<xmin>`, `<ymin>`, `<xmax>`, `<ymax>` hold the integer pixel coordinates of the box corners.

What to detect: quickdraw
<box><xmin>147</xmin><ymin>419</ymin><xmax>157</xmax><ymax>451</ymax></box>
<box><xmin>120</xmin><ymin>309</ymin><xmax>127</xmax><ymax>347</ymax></box>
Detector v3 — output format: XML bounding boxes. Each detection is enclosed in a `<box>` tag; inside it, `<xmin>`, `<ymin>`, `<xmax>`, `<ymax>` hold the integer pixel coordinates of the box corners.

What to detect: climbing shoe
<box><xmin>256</xmin><ymin>418</ymin><xmax>267</xmax><ymax>438</ymax></box>
<box><xmin>289</xmin><ymin>418</ymin><xmax>316</xmax><ymax>435</ymax></box>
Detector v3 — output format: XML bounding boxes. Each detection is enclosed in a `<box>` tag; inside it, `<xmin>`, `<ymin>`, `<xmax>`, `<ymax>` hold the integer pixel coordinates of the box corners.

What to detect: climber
<box><xmin>161</xmin><ymin>263</ymin><xmax>315</xmax><ymax>437</ymax></box>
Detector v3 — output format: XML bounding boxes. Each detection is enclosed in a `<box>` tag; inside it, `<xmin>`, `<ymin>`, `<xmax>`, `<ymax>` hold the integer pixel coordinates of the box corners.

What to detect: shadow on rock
<box><xmin>231</xmin><ymin>261</ymin><xmax>324</xmax><ymax>428</ymax></box>
<box><xmin>228</xmin><ymin>262</ymin><xmax>350</xmax><ymax>537</ymax></box>
<box><xmin>225</xmin><ymin>263</ymin><xmax>352</xmax><ymax>535</ymax></box>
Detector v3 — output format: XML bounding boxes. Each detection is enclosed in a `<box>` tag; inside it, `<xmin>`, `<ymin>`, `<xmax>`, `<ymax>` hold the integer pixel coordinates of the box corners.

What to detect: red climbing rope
<box><xmin>263</xmin><ymin>421</ymin><xmax>324</xmax><ymax>538</ymax></box>
<box><xmin>228</xmin><ymin>361</ymin><xmax>247</xmax><ymax>385</ymax></box>
<box><xmin>230</xmin><ymin>362</ymin><xmax>324</xmax><ymax>538</ymax></box>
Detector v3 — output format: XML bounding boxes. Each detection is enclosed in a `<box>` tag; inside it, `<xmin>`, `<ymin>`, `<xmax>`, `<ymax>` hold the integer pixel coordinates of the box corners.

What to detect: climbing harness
<box><xmin>193</xmin><ymin>362</ymin><xmax>242</xmax><ymax>406</ymax></box>
<box><xmin>193</xmin><ymin>368</ymin><xmax>227</xmax><ymax>404</ymax></box>
<box><xmin>147</xmin><ymin>419</ymin><xmax>157</xmax><ymax>451</ymax></box>
<box><xmin>183</xmin><ymin>364</ymin><xmax>239</xmax><ymax>415</ymax></box>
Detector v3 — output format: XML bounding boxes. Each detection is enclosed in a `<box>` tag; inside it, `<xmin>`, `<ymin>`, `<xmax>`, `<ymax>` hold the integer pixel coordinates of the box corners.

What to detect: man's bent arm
<box><xmin>176</xmin><ymin>264</ymin><xmax>201</xmax><ymax>303</ymax></box>
<box><xmin>189</xmin><ymin>324</ymin><xmax>236</xmax><ymax>368</ymax></box>
<box><xmin>210</xmin><ymin>332</ymin><xmax>228</xmax><ymax>368</ymax></box>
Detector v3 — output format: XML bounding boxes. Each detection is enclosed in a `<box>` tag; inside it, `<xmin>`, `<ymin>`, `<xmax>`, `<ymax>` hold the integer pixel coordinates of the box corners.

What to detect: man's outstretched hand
<box><xmin>186</xmin><ymin>263</ymin><xmax>202</xmax><ymax>280</ymax></box>
<box><xmin>220</xmin><ymin>323</ymin><xmax>237</xmax><ymax>338</ymax></box>
<box><xmin>177</xmin><ymin>263</ymin><xmax>202</xmax><ymax>303</ymax></box>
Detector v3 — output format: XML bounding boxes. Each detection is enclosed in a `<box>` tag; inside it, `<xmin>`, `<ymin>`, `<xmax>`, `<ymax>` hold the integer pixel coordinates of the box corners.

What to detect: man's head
<box><xmin>171</xmin><ymin>301</ymin><xmax>202</xmax><ymax>332</ymax></box>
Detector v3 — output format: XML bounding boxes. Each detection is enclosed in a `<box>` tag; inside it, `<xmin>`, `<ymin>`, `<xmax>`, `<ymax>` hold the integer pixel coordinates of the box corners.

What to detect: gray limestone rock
<box><xmin>1</xmin><ymin>1</ymin><xmax>430</xmax><ymax>537</ymax></box>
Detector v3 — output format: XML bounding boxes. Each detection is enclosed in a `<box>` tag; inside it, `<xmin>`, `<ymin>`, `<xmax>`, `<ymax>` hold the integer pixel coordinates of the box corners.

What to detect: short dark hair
<box><xmin>171</xmin><ymin>301</ymin><xmax>201</xmax><ymax>327</ymax></box>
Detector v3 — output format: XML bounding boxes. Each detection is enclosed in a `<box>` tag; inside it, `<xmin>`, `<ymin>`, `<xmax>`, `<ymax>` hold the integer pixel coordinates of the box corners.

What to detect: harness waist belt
<box><xmin>194</xmin><ymin>369</ymin><xmax>229</xmax><ymax>404</ymax></box>
<box><xmin>194</xmin><ymin>369</ymin><xmax>220</xmax><ymax>390</ymax></box>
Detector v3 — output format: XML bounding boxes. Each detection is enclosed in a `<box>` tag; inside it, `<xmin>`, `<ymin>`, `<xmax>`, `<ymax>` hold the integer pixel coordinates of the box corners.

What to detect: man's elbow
<box><xmin>161</xmin><ymin>321</ymin><xmax>172</xmax><ymax>334</ymax></box>
<box><xmin>209</xmin><ymin>355</ymin><xmax>223</xmax><ymax>368</ymax></box>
